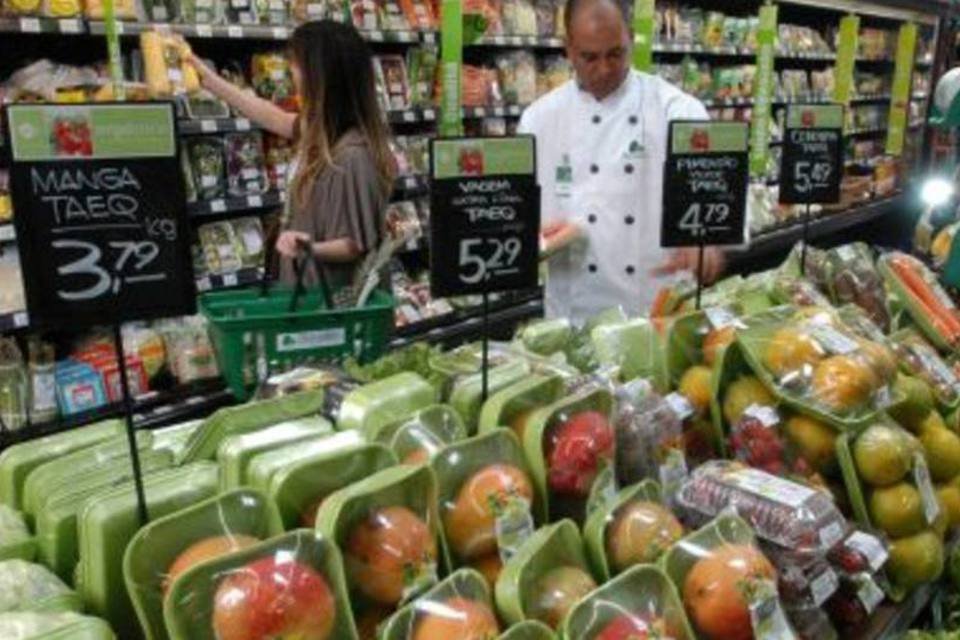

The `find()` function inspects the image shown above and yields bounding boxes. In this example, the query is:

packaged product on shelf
[291,0,347,22]
[350,0,378,29]
[825,572,886,630]
[583,480,684,581]
[226,0,258,25]
[224,131,268,197]
[398,0,435,29]
[158,317,220,384]
[534,0,556,37]
[124,490,279,638]
[140,32,201,98]
[501,0,536,35]
[259,0,289,24]
[251,52,296,109]
[39,0,79,17]
[263,134,295,192]
[316,464,440,619]
[662,514,787,640]
[497,51,537,106]
[495,520,597,629]
[380,568,501,639]
[0,560,76,613]
[462,64,495,107]
[770,551,839,610]
[827,529,889,577]
[380,0,408,30]
[231,216,266,269]
[613,380,688,490]
[677,460,847,554]
[0,340,27,432]
[0,247,25,316]
[375,55,411,110]
[1,0,40,14]
[185,137,226,201]
[54,361,105,416]
[536,55,571,98]
[0,169,10,224]
[880,251,960,351]
[433,430,537,584]
[84,0,136,19]
[406,46,438,106]
[892,331,960,413]
[199,221,243,275]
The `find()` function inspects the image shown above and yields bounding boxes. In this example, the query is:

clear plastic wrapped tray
[677,461,847,555]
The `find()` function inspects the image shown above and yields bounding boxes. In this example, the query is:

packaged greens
[521,386,614,523]
[433,430,539,586]
[223,132,267,197]
[450,360,531,433]
[198,222,242,275]
[231,217,265,269]
[269,439,396,530]
[379,569,500,640]
[663,514,789,640]
[0,560,78,613]
[374,404,466,464]
[216,416,333,489]
[151,420,203,460]
[495,519,597,630]
[583,480,683,582]
[125,489,283,640]
[591,318,667,389]
[246,430,365,494]
[0,419,120,509]
[316,464,440,619]
[178,389,326,463]
[184,137,225,201]
[0,505,32,562]
[164,530,357,640]
[0,612,114,639]
[562,564,695,640]
[336,372,437,436]
[677,460,847,556]
[516,319,573,358]
[75,463,220,638]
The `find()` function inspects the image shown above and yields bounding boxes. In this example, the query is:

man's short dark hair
[563,0,631,34]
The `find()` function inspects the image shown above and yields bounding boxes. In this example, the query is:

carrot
[650,287,672,318]
[889,254,960,342]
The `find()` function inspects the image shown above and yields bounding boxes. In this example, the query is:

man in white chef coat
[519,0,725,320]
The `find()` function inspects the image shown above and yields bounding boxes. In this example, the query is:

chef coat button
[588,264,597,273]
[592,115,601,124]
[590,164,599,174]
[626,265,636,275]
[624,164,634,174]
[588,214,597,224]
[628,115,638,125]
[625,215,635,225]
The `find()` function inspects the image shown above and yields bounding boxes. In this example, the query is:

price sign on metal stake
[661,121,749,248]
[429,136,540,297]
[4,102,196,328]
[780,104,843,205]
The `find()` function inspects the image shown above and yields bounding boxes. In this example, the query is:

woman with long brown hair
[189,20,395,289]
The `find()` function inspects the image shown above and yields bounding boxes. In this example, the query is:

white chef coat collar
[575,70,635,109]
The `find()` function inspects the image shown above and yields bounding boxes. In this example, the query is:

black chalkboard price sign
[661,121,749,248]
[780,104,844,205]
[4,102,195,328]
[429,136,540,298]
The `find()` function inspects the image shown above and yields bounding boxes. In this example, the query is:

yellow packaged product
[4,0,41,15]
[85,0,137,19]
[42,0,81,17]
[141,31,201,98]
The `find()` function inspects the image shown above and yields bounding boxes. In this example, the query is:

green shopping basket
[200,285,393,400]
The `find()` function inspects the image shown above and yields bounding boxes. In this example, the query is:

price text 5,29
[459,237,522,284]
[53,239,166,302]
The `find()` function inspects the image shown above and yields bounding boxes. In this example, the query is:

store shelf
[0,378,229,449]
[390,289,543,349]
[196,266,264,293]
[0,311,29,333]
[462,104,526,119]
[470,34,564,48]
[739,193,903,260]
[179,117,257,135]
[0,16,84,34]
[88,20,431,43]
[186,190,284,217]
[0,224,15,244]
[848,126,888,137]
[388,106,437,124]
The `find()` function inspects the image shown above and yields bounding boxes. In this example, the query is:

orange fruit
[703,325,736,366]
[165,534,260,594]
[412,597,500,640]
[811,355,876,412]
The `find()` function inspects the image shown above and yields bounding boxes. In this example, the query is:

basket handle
[288,238,335,313]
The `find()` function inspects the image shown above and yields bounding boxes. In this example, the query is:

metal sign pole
[112,324,149,526]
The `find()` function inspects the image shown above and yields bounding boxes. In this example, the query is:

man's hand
[652,247,726,284]
[276,230,312,258]
[540,221,584,260]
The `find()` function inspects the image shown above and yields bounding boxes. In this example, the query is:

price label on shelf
[429,136,540,297]
[19,17,41,32]
[3,102,196,328]
[661,121,749,248]
[227,25,243,38]
[195,24,213,37]
[780,104,843,205]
